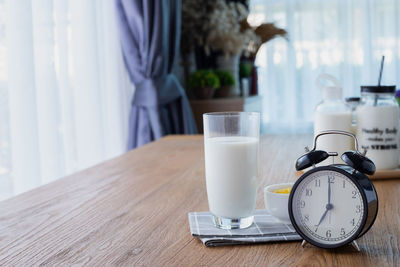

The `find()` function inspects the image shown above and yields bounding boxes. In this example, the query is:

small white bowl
[264,183,294,224]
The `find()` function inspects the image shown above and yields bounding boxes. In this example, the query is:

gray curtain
[115,0,197,149]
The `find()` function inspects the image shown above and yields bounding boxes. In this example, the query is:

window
[249,0,400,133]
[0,0,132,200]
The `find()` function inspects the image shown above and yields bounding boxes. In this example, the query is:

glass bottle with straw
[356,56,400,170]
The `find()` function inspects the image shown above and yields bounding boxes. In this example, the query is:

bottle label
[360,127,398,151]
[356,105,400,169]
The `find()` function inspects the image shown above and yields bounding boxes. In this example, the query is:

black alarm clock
[289,130,378,250]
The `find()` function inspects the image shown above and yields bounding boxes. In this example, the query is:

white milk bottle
[314,74,353,164]
[356,86,399,170]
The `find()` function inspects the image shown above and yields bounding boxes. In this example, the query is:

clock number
[326,230,331,238]
[328,176,335,183]
[315,179,321,187]
[356,205,361,213]
[350,218,355,226]
[342,180,345,188]
[300,200,305,208]
[340,228,346,236]
[304,215,309,222]
[352,191,357,199]
[305,189,312,196]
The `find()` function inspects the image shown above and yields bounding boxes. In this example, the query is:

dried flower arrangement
[181,0,287,98]
[241,20,288,58]
[181,0,287,58]
[180,0,213,56]
[203,0,258,57]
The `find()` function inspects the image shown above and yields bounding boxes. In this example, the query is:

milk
[204,136,258,219]
[313,74,354,164]
[314,111,353,164]
[356,105,399,169]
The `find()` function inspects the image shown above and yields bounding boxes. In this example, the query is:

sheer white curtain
[249,0,400,133]
[0,0,132,200]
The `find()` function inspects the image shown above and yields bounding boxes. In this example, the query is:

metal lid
[345,97,361,102]
[361,85,396,93]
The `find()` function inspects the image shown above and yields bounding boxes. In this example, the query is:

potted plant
[188,70,220,99]
[214,70,235,98]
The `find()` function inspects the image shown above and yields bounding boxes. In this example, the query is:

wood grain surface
[0,135,399,266]
[368,168,400,180]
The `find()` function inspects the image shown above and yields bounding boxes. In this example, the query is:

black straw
[378,55,385,86]
[374,55,385,106]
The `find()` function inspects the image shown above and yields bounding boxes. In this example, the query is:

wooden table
[1,135,399,266]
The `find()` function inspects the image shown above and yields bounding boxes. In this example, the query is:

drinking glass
[203,112,260,229]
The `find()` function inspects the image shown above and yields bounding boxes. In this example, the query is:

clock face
[290,170,366,246]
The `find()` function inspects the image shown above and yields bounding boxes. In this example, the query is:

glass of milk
[203,112,260,229]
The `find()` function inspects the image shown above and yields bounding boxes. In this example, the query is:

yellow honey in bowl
[273,187,292,194]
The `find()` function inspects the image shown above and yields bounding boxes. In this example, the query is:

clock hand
[315,208,329,227]
[315,185,334,228]
[328,177,331,205]
[315,200,333,227]
[313,177,334,229]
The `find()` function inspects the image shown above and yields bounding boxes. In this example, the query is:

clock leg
[351,240,360,252]
[301,240,307,248]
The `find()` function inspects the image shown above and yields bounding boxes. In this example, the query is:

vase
[241,78,250,97]
[250,66,258,96]
[216,54,240,96]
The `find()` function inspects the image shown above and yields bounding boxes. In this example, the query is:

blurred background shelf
[190,95,262,133]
